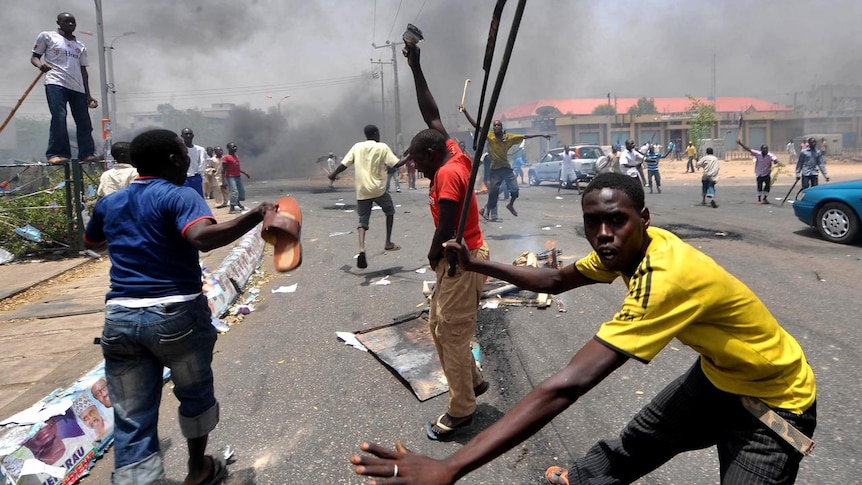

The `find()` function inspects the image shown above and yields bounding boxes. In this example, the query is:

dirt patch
[0,258,108,314]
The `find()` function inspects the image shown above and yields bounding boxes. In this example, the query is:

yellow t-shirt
[487,132,525,170]
[685,145,696,157]
[576,227,815,413]
[340,140,400,200]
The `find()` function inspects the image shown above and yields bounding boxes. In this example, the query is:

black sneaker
[710,200,718,208]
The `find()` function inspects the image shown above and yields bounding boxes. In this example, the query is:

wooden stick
[0,70,45,135]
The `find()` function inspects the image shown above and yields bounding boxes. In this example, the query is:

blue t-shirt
[645,153,665,171]
[85,177,215,300]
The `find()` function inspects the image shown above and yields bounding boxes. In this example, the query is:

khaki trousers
[429,241,489,418]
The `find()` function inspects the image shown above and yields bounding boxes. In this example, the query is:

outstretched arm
[352,339,629,484]
[404,43,448,139]
[737,139,752,153]
[524,134,551,140]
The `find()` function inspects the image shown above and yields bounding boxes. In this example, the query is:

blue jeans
[45,84,95,160]
[101,295,219,484]
[385,169,401,192]
[227,176,245,207]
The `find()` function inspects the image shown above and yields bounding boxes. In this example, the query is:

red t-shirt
[222,154,241,177]
[429,140,483,250]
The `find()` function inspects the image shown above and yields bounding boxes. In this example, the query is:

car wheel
[529,170,540,186]
[816,202,859,244]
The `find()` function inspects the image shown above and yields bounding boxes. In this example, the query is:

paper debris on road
[336,331,369,352]
[329,231,353,237]
[271,284,298,293]
[415,267,427,274]
[374,275,391,286]
[482,299,500,309]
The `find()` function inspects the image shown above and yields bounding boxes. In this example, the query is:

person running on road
[329,125,404,269]
[737,139,780,204]
[85,129,275,485]
[351,172,816,485]
[795,137,829,189]
[460,107,548,221]
[558,145,580,195]
[401,42,491,441]
[696,147,720,208]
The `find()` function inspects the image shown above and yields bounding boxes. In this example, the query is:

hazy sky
[3,0,860,170]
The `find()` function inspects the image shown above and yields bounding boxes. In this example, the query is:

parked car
[792,179,862,244]
[528,145,605,187]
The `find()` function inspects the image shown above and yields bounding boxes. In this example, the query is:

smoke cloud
[3,0,860,177]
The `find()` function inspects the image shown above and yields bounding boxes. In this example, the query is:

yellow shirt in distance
[576,226,815,413]
[487,132,525,170]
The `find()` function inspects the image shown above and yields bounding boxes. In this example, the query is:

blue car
[793,179,862,244]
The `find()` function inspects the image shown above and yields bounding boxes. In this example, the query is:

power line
[385,0,403,41]
[414,0,428,22]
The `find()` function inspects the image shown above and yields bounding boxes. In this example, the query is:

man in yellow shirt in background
[460,107,548,221]
[353,172,816,485]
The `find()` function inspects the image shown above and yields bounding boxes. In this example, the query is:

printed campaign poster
[0,364,113,485]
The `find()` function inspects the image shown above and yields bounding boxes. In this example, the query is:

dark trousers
[568,360,816,484]
[486,167,518,216]
[45,84,95,160]
[756,174,772,194]
[800,175,819,189]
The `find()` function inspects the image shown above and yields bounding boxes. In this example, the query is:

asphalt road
[84,171,861,484]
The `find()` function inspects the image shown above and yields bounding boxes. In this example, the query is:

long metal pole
[389,43,402,152]
[106,45,116,125]
[94,0,109,122]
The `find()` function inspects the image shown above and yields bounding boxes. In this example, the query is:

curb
[0,228,265,485]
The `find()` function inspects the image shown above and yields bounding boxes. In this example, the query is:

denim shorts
[101,294,219,482]
[357,192,395,230]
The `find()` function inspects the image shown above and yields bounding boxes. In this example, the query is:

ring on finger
[393,464,399,478]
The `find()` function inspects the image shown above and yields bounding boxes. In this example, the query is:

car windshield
[578,147,603,159]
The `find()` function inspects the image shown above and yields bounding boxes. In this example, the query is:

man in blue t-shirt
[85,129,274,485]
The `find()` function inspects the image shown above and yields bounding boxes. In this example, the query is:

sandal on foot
[544,466,570,485]
[384,243,401,251]
[505,203,518,217]
[479,207,490,220]
[186,455,228,485]
[474,380,490,397]
[357,252,368,269]
[425,413,473,441]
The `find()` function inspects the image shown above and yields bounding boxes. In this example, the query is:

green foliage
[0,166,100,258]
[592,104,617,116]
[627,97,658,115]
[687,95,717,154]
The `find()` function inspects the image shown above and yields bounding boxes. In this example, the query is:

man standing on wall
[31,12,99,164]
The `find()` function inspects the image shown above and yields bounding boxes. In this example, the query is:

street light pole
[93,0,109,122]
[370,59,391,143]
[277,95,290,115]
[106,32,136,126]
[373,40,404,152]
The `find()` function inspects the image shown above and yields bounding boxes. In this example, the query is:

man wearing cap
[181,128,207,198]
[737,139,780,204]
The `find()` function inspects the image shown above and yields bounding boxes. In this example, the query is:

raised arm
[460,105,479,130]
[404,43,448,139]
[737,139,752,153]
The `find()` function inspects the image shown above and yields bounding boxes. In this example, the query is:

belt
[740,396,815,456]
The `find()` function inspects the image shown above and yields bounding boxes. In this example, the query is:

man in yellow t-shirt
[460,107,549,221]
[685,141,697,173]
[329,124,404,269]
[352,172,816,485]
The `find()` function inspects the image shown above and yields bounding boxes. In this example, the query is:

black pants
[568,360,816,484]
[800,175,819,190]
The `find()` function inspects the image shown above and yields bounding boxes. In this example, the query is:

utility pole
[373,40,404,152]
[370,59,391,140]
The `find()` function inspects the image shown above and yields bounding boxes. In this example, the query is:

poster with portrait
[0,363,114,485]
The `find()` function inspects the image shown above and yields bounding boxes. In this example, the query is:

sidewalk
[0,204,261,420]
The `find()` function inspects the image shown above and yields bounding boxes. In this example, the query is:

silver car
[528,145,605,186]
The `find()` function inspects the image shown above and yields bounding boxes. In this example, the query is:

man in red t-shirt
[395,42,490,440]
[222,142,251,213]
